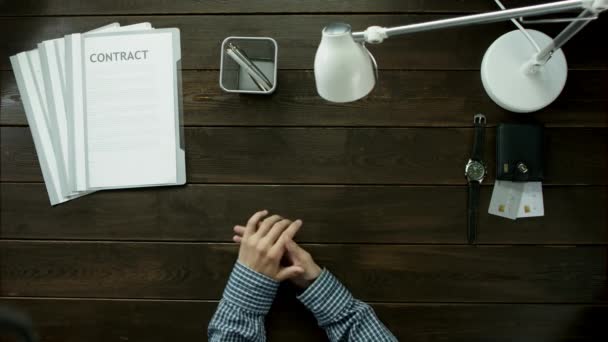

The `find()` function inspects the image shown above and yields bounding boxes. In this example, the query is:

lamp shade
[314,23,376,103]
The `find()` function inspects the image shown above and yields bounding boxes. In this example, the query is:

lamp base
[481,29,567,113]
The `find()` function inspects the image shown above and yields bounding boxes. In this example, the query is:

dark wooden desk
[1,1,607,341]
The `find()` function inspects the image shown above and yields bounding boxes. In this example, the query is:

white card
[517,182,544,217]
[488,180,524,220]
[489,181,545,219]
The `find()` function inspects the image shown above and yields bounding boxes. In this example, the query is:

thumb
[285,239,298,253]
[276,265,304,282]
[284,239,300,262]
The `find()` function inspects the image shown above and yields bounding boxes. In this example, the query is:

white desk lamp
[314,0,606,112]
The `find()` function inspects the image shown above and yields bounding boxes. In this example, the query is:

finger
[232,235,242,243]
[276,266,304,282]
[285,239,300,256]
[233,225,246,237]
[282,238,299,258]
[282,240,299,263]
[245,210,268,237]
[255,215,284,238]
[270,220,302,254]
[275,220,302,245]
[263,219,293,245]
[283,220,302,241]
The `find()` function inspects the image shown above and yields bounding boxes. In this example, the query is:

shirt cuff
[296,269,354,326]
[222,261,280,315]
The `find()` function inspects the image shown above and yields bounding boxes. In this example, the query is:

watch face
[466,160,486,181]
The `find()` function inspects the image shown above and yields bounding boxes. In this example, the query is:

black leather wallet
[496,123,544,182]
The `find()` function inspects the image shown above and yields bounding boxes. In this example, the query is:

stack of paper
[10,23,186,206]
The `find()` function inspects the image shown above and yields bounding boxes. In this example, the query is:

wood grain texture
[0,1,607,341]
[0,0,551,15]
[3,70,607,127]
[1,241,606,302]
[1,15,606,71]
[1,183,606,244]
[1,298,607,342]
[2,127,607,185]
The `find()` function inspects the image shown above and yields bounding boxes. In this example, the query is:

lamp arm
[534,8,596,62]
[353,0,606,44]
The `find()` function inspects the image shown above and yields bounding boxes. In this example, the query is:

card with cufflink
[489,123,545,219]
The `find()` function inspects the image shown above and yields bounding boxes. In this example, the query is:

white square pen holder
[220,36,278,94]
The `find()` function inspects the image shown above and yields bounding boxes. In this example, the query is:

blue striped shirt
[209,262,396,341]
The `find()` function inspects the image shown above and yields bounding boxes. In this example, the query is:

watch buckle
[474,113,486,125]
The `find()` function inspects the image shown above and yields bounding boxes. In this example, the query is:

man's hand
[233,215,322,288]
[236,210,305,281]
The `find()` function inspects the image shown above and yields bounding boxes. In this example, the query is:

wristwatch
[464,114,487,244]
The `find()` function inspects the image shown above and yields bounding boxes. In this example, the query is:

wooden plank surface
[1,183,606,244]
[1,241,605,302]
[2,126,607,185]
[1,298,606,342]
[0,0,550,15]
[1,1,607,340]
[1,15,606,71]
[3,70,607,127]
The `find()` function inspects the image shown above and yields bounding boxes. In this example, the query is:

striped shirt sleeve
[208,261,279,342]
[297,269,397,341]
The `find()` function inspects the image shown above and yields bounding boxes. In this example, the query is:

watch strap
[467,180,480,244]
[472,114,486,161]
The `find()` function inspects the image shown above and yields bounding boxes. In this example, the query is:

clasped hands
[232,210,322,288]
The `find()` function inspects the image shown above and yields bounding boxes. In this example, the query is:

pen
[225,43,273,91]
